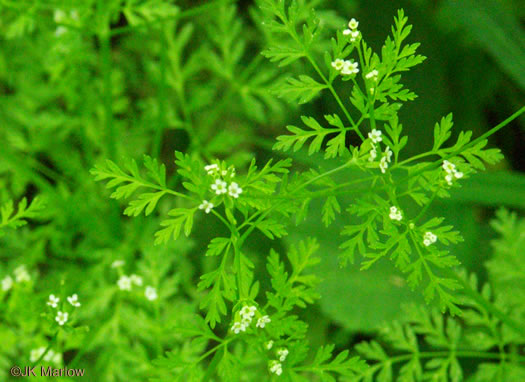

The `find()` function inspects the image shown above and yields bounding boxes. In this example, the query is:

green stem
[395,106,525,179]
[276,11,364,140]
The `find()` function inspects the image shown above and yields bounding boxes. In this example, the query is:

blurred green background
[0,0,524,378]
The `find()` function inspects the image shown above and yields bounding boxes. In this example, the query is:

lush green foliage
[1,0,524,381]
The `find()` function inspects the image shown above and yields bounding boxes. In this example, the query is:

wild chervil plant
[1,0,524,381]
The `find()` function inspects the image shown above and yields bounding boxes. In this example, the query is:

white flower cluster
[389,206,403,221]
[114,267,158,301]
[379,147,393,174]
[46,292,81,326]
[268,348,289,376]
[367,129,392,173]
[53,9,79,37]
[366,69,379,82]
[269,360,283,376]
[442,160,463,185]
[117,274,143,291]
[231,305,271,334]
[56,311,68,326]
[331,58,359,76]
[198,200,214,214]
[423,231,437,247]
[330,18,362,77]
[231,305,257,334]
[111,260,125,269]
[30,347,61,364]
[1,265,32,292]
[203,163,243,211]
[343,18,360,42]
[145,286,158,301]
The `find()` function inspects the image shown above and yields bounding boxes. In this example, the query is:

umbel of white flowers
[442,160,464,185]
[2,265,32,291]
[423,231,438,246]
[389,206,403,221]
[231,305,272,334]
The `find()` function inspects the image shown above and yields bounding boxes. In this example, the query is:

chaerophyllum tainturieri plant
[4,0,523,381]
[87,1,525,380]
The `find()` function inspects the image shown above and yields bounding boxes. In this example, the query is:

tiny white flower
[423,231,437,247]
[67,294,81,307]
[350,30,360,42]
[442,160,456,174]
[368,129,382,144]
[365,69,379,81]
[269,360,283,376]
[389,206,403,221]
[43,349,56,362]
[331,58,345,71]
[445,174,454,186]
[204,164,219,175]
[54,9,66,23]
[14,265,30,283]
[341,60,359,75]
[384,146,393,163]
[454,171,464,179]
[277,348,289,362]
[111,260,125,269]
[379,156,389,174]
[1,275,13,291]
[130,274,143,286]
[240,305,257,319]
[117,275,132,291]
[348,18,359,30]
[47,294,60,308]
[266,340,274,350]
[55,26,68,37]
[343,29,351,35]
[256,315,271,328]
[30,347,46,363]
[211,179,227,195]
[369,147,377,162]
[145,286,158,301]
[231,321,247,334]
[55,311,68,326]
[198,200,214,214]
[51,352,61,364]
[228,182,243,198]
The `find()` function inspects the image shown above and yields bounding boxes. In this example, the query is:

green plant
[1,0,524,381]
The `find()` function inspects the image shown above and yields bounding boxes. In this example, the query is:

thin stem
[306,55,365,140]
[276,11,364,141]
[395,106,525,180]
